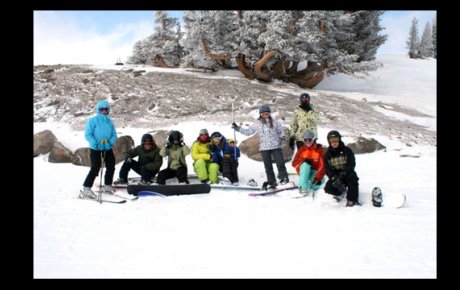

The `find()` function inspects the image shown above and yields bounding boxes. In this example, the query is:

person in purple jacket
[80,100,118,199]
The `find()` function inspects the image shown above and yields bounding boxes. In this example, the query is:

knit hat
[199,129,208,135]
[259,104,271,114]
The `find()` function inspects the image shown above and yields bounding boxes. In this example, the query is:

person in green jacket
[289,93,319,150]
[157,130,191,185]
[115,133,163,185]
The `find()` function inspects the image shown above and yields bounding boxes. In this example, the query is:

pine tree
[407,17,420,58]
[419,22,433,58]
[432,16,437,59]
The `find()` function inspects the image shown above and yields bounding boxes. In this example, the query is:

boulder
[49,141,78,163]
[239,127,294,162]
[34,130,57,157]
[347,137,386,154]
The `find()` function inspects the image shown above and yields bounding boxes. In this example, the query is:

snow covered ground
[34,54,436,278]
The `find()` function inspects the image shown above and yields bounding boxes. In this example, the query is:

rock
[347,137,386,154]
[49,142,77,163]
[34,130,57,157]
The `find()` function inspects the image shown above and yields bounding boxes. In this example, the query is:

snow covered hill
[34,54,436,278]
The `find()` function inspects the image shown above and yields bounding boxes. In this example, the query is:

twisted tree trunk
[253,51,276,82]
[235,54,256,79]
[200,37,231,61]
[154,55,175,68]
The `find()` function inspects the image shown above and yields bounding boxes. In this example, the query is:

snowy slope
[34,54,436,278]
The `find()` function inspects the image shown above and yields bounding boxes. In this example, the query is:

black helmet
[210,132,223,141]
[299,93,311,100]
[141,133,154,144]
[168,131,183,143]
[259,104,271,114]
[327,130,341,143]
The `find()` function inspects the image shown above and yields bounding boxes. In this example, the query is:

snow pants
[298,162,325,191]
[156,166,189,185]
[260,148,288,186]
[222,158,239,183]
[119,159,159,182]
[324,171,359,202]
[193,159,220,183]
[83,149,115,187]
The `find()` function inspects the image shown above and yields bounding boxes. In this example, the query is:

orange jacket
[291,143,325,181]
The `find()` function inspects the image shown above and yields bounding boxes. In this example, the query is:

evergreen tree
[419,22,433,58]
[407,17,420,57]
[432,16,437,59]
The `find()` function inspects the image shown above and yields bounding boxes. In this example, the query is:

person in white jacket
[232,104,289,190]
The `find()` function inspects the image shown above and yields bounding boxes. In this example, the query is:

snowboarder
[232,104,289,190]
[115,133,163,185]
[323,130,360,207]
[156,130,191,185]
[291,130,326,194]
[81,100,118,199]
[191,129,217,184]
[289,93,319,150]
[225,138,240,185]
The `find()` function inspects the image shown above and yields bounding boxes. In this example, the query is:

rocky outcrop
[239,127,294,162]
[347,137,386,154]
[34,130,57,157]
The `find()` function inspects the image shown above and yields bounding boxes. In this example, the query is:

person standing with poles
[80,100,118,200]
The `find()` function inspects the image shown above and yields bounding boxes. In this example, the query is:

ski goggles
[100,107,108,112]
[304,138,314,144]
[212,136,222,142]
[143,141,153,145]
[328,137,340,143]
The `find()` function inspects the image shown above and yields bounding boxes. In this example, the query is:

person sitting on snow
[115,133,163,185]
[224,138,241,185]
[191,129,217,184]
[323,130,360,207]
[156,130,191,185]
[291,130,326,195]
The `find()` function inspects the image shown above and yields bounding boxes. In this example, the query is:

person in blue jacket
[80,100,118,199]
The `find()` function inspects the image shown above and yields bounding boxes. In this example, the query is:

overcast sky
[33,10,436,65]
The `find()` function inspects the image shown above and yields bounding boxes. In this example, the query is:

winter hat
[299,93,311,100]
[227,139,235,144]
[303,130,315,140]
[199,129,209,135]
[327,130,341,143]
[259,104,271,114]
[141,133,154,144]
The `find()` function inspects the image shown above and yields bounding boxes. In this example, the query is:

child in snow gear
[225,139,240,185]
[117,133,162,185]
[232,104,289,190]
[289,93,319,151]
[323,130,360,207]
[157,131,191,185]
[81,100,118,198]
[191,129,218,184]
[291,130,326,194]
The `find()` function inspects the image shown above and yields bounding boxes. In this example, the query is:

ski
[248,183,298,196]
[78,191,127,203]
[210,183,259,191]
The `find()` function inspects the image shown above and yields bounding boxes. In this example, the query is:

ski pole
[232,102,237,159]
[98,151,105,204]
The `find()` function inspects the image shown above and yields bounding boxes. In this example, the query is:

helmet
[141,133,154,144]
[168,131,183,143]
[259,105,271,114]
[299,93,311,100]
[327,130,341,143]
[303,130,315,140]
[210,132,222,141]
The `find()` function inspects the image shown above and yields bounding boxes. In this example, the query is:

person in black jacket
[324,130,360,207]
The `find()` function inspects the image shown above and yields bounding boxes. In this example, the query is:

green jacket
[125,144,163,172]
[290,105,319,141]
[159,144,191,171]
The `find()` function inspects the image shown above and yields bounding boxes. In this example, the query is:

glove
[338,172,347,180]
[231,123,239,130]
[224,153,231,159]
[289,137,295,150]
[304,158,312,165]
[180,141,185,147]
[125,157,132,163]
[312,178,322,186]
[97,143,105,151]
[331,175,343,190]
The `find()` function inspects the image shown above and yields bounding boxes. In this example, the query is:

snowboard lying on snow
[127,183,211,196]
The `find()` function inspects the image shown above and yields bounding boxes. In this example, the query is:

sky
[33,53,436,278]
[33,10,436,65]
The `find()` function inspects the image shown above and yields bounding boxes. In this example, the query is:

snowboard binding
[372,187,383,207]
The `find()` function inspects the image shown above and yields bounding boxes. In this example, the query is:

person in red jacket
[291,130,326,194]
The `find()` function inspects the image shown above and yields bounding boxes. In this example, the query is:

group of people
[81,94,360,207]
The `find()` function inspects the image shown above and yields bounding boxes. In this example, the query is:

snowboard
[372,187,406,208]
[248,183,298,196]
[127,183,211,196]
[137,191,166,197]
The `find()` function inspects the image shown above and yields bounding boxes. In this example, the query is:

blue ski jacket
[85,100,117,151]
